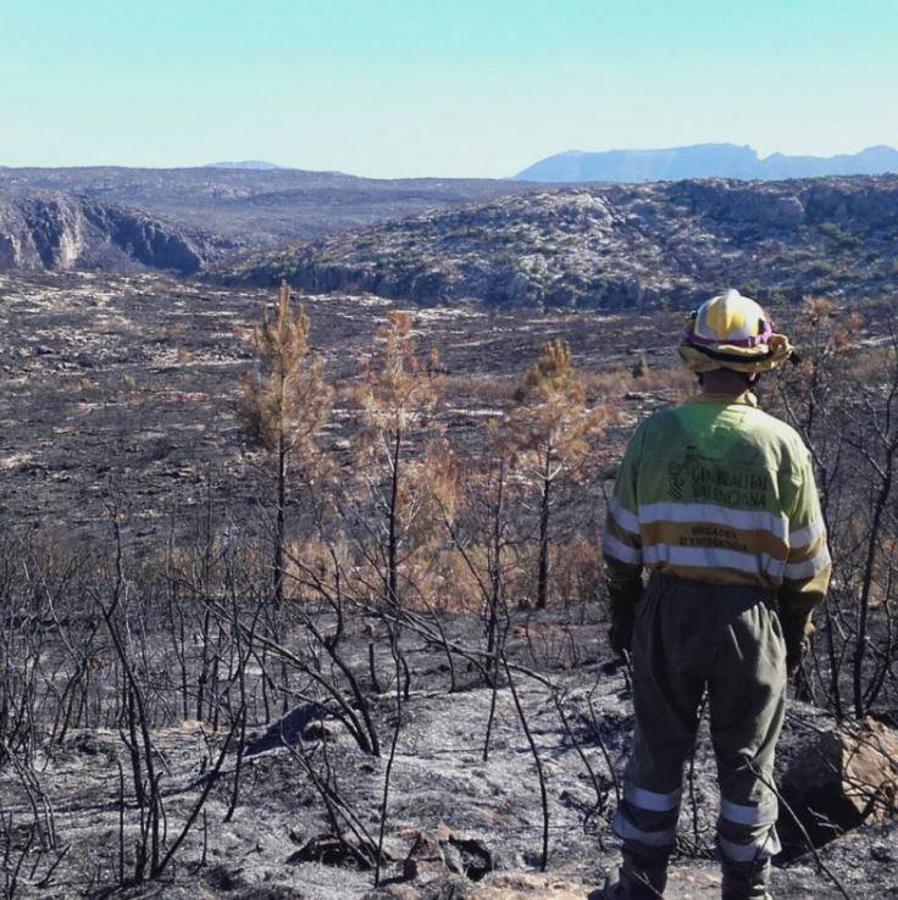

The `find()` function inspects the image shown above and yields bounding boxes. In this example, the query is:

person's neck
[700,371,754,397]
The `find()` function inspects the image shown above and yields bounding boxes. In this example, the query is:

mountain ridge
[205,160,287,170]
[514,143,898,183]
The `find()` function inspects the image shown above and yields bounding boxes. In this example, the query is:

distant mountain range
[514,143,898,183]
[205,160,286,170]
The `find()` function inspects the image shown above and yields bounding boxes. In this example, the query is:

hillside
[514,143,898,183]
[216,175,898,310]
[0,166,539,247]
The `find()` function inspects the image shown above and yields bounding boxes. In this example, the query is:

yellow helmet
[678,289,794,374]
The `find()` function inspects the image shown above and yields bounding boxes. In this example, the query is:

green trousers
[613,574,786,898]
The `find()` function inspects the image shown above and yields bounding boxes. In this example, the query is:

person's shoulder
[746,405,810,462]
[632,404,682,438]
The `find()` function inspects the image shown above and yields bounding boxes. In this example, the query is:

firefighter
[601,289,831,899]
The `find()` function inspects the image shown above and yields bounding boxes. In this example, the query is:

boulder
[781,717,898,844]
[400,825,493,884]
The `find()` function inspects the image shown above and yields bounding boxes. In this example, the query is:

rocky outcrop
[0,192,83,269]
[82,202,203,274]
[0,190,206,274]
[218,175,898,310]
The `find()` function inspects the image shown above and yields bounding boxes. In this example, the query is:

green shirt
[604,391,830,615]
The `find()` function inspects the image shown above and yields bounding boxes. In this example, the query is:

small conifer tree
[240,281,332,606]
[357,310,442,606]
[511,339,608,609]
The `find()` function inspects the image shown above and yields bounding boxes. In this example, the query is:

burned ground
[1,272,897,899]
[3,599,894,899]
[0,269,682,545]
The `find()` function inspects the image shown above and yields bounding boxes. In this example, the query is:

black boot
[601,848,669,898]
[721,858,772,900]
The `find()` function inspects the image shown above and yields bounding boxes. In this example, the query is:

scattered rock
[365,874,475,899]
[61,729,116,758]
[285,833,378,871]
[244,703,327,755]
[203,863,247,891]
[302,721,339,743]
[470,871,593,898]
[400,826,493,884]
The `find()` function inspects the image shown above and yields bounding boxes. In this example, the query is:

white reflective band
[626,784,682,812]
[609,498,640,535]
[720,797,778,826]
[639,502,788,541]
[784,545,831,581]
[613,811,677,847]
[643,544,786,579]
[604,534,643,565]
[718,830,782,862]
[789,516,825,548]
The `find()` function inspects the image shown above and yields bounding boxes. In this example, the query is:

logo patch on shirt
[667,445,770,509]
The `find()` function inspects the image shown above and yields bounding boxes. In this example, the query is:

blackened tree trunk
[274,432,287,607]
[487,455,506,655]
[386,429,402,606]
[536,449,552,610]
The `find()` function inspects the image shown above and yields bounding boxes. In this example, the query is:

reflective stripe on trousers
[612,783,681,849]
[718,792,782,862]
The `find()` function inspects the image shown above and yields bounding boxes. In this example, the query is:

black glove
[779,606,815,677]
[609,610,635,657]
[608,582,641,658]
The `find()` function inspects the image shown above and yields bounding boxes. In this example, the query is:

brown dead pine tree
[511,339,609,610]
[357,310,442,608]
[240,281,332,607]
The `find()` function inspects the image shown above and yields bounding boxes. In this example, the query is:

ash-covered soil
[2,272,896,898]
[0,270,680,544]
[1,610,890,899]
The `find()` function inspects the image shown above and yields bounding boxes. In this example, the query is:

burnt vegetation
[1,276,897,898]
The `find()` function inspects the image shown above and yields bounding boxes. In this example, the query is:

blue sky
[2,0,896,177]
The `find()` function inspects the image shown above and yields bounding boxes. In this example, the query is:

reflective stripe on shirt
[608,497,640,535]
[784,544,831,581]
[639,502,788,540]
[643,544,786,579]
[789,516,826,548]
[604,534,643,565]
